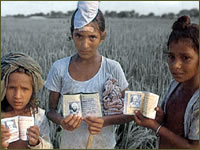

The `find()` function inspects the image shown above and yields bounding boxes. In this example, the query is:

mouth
[79,51,90,55]
[14,102,23,106]
[172,72,184,77]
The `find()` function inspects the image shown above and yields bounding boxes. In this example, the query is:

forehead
[75,22,100,33]
[8,72,33,84]
[169,39,197,53]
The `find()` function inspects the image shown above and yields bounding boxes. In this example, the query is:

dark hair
[70,9,105,37]
[167,16,199,53]
[1,67,38,114]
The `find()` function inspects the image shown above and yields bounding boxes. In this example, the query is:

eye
[89,35,97,40]
[22,87,28,91]
[181,55,191,62]
[22,87,31,92]
[74,33,81,39]
[168,53,175,60]
[7,86,15,90]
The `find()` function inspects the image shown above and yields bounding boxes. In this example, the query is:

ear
[101,31,106,41]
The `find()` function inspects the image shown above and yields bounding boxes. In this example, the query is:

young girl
[45,1,133,149]
[1,52,53,149]
[133,16,199,149]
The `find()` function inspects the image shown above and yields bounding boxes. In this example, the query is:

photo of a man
[130,94,141,108]
[69,102,80,115]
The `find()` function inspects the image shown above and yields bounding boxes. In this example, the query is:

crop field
[1,17,198,149]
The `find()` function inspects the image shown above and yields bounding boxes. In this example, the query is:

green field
[1,17,197,148]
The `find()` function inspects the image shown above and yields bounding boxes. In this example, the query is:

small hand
[84,116,104,135]
[60,115,83,131]
[27,125,40,146]
[1,124,11,148]
[133,110,159,131]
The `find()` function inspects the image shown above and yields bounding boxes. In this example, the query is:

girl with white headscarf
[45,1,133,149]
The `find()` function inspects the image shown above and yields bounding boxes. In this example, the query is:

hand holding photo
[63,93,102,118]
[1,116,34,143]
[124,91,159,119]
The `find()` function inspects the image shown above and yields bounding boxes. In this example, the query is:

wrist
[151,122,160,131]
[155,124,163,137]
[28,139,40,146]
[28,138,41,149]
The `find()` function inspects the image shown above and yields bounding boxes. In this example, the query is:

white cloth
[74,1,99,29]
[45,56,128,149]
[162,80,199,140]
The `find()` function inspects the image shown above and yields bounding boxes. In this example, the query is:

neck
[182,75,199,92]
[75,53,101,64]
[6,106,29,116]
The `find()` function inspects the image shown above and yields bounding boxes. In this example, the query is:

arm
[103,88,133,126]
[133,110,199,149]
[47,91,63,125]
[47,91,82,131]
[157,125,199,149]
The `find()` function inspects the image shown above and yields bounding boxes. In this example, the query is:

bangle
[155,125,162,137]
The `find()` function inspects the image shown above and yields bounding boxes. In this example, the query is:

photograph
[5,120,17,130]
[130,94,141,108]
[69,102,80,115]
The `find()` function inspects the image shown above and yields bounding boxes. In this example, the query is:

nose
[81,38,89,49]
[172,59,182,69]
[14,89,22,99]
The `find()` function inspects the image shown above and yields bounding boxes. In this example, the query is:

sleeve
[112,62,128,91]
[188,105,199,140]
[28,110,53,149]
[44,62,62,93]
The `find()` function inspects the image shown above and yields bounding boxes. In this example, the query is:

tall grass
[2,17,198,149]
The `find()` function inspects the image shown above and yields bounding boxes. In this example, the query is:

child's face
[168,39,199,83]
[72,22,104,59]
[6,72,33,111]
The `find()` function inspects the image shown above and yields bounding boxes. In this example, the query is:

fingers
[155,107,165,124]
[1,124,11,146]
[133,111,142,125]
[27,125,40,146]
[1,125,11,136]
[61,115,83,131]
[84,116,104,135]
[134,110,145,121]
[155,106,163,113]
[1,136,10,149]
[1,141,9,149]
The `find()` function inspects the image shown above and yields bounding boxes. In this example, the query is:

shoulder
[52,57,70,69]
[103,57,120,66]
[34,108,47,126]
[35,108,46,118]
[102,57,121,70]
[49,57,70,75]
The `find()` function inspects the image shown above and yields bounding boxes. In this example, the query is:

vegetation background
[1,8,198,149]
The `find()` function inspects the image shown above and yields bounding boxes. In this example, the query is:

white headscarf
[74,1,100,29]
